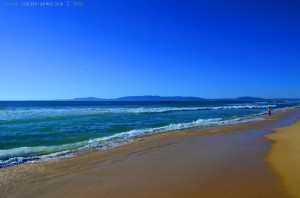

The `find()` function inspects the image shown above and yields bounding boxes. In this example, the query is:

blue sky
[0,0,299,100]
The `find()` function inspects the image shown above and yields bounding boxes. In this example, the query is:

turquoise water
[0,100,299,167]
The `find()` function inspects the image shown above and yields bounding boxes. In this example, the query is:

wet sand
[266,118,300,198]
[1,109,300,198]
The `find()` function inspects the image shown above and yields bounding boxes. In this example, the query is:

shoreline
[1,107,300,197]
[0,109,275,168]
[0,109,276,168]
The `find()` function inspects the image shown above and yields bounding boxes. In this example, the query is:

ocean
[0,100,299,167]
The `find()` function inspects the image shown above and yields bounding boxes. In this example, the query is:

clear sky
[0,0,299,100]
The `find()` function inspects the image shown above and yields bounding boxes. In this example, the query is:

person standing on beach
[268,106,272,116]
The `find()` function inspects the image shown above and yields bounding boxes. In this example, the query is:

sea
[0,100,299,168]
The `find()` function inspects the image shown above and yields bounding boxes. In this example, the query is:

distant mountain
[72,95,277,102]
[117,95,206,101]
[73,97,107,101]
[73,96,206,101]
[235,96,265,101]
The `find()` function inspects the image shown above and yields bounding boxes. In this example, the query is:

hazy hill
[72,96,274,102]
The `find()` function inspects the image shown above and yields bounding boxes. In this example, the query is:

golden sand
[266,119,300,198]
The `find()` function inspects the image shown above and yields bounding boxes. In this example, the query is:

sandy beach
[266,118,300,198]
[2,0,299,197]
[1,108,300,198]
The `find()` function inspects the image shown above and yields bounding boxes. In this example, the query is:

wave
[0,115,263,168]
[0,104,276,121]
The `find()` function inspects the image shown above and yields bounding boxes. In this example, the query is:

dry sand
[266,118,300,198]
[1,109,299,198]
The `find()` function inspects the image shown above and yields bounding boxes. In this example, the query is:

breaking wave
[0,104,276,121]
[0,115,263,168]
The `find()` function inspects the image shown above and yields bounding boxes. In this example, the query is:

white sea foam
[0,115,263,168]
[0,104,276,121]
